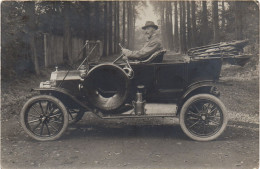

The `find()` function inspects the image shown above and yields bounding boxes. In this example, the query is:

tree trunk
[165,2,173,50]
[221,1,225,30]
[27,2,40,75]
[168,2,174,50]
[234,2,243,40]
[85,2,91,40]
[103,2,108,56]
[182,1,187,53]
[113,1,117,53]
[63,2,72,64]
[132,3,135,49]
[165,2,169,49]
[179,1,183,53]
[122,1,126,46]
[116,1,120,53]
[108,2,113,55]
[186,1,191,49]
[127,2,130,48]
[191,1,197,47]
[30,34,40,75]
[161,2,166,48]
[174,2,179,52]
[201,1,209,45]
[212,1,220,43]
[94,2,100,40]
[63,21,71,64]
[127,2,134,49]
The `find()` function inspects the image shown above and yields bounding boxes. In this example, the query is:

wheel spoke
[28,119,40,124]
[188,110,200,116]
[48,108,58,117]
[40,123,44,136]
[56,113,63,121]
[28,114,40,118]
[38,101,45,115]
[187,116,199,121]
[45,123,51,136]
[187,111,200,117]
[49,113,62,119]
[51,120,63,124]
[31,105,42,115]
[203,103,211,111]
[189,120,200,129]
[32,121,42,132]
[49,123,58,132]
[208,115,220,118]
[208,107,218,115]
[208,119,220,126]
[45,101,50,115]
[192,104,201,114]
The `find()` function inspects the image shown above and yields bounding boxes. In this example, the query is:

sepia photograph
[1,0,259,168]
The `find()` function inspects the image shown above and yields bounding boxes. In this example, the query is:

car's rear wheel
[179,94,228,141]
[20,95,69,141]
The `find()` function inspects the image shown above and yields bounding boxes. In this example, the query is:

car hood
[50,70,82,81]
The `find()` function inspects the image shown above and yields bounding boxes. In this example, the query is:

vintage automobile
[20,43,228,142]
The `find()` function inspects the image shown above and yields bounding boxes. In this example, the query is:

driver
[122,21,162,61]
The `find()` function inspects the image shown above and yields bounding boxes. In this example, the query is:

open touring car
[20,42,231,142]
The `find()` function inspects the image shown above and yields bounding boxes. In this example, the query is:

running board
[92,103,178,119]
[93,113,177,119]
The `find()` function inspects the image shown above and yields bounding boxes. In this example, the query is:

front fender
[32,87,90,110]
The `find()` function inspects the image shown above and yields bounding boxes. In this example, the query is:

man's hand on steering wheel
[119,43,131,61]
[122,48,132,55]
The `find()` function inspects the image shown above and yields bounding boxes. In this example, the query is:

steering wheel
[113,43,127,62]
[113,43,134,79]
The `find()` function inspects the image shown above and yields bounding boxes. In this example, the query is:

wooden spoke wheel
[20,95,69,141]
[179,94,228,141]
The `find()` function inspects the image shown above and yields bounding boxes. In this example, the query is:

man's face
[144,27,155,39]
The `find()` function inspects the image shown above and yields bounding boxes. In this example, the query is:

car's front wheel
[179,94,228,141]
[20,95,69,141]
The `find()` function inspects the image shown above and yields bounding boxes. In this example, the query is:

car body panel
[128,57,222,102]
[37,55,223,110]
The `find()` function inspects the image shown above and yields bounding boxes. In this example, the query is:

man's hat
[142,21,158,30]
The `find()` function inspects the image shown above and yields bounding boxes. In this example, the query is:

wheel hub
[201,115,206,121]
[40,116,49,123]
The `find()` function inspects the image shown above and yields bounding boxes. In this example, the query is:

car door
[154,61,188,101]
[130,63,156,94]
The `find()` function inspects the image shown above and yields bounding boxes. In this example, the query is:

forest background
[1,1,259,80]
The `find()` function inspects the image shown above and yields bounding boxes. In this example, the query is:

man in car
[122,21,162,61]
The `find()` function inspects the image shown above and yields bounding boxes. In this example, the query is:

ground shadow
[60,119,258,142]
[63,124,188,140]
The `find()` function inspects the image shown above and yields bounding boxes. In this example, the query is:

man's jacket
[128,34,162,60]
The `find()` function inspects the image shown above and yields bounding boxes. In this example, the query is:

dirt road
[1,77,259,169]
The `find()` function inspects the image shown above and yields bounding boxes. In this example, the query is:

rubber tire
[20,95,69,141]
[84,64,130,112]
[179,94,228,141]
